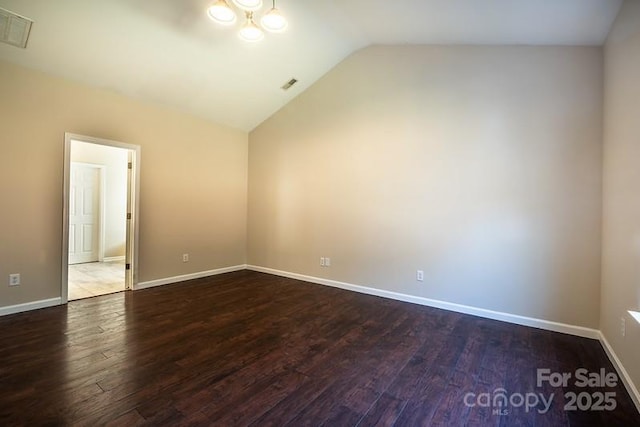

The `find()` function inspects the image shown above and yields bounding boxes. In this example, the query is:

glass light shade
[260,7,287,33]
[207,0,237,25]
[239,16,264,42]
[232,0,263,11]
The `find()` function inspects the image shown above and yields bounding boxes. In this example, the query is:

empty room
[1,0,639,425]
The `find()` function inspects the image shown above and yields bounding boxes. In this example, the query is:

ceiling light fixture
[207,0,237,25]
[239,12,264,43]
[261,1,287,33]
[207,0,287,42]
[232,0,263,12]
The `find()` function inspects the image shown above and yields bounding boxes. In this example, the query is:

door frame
[68,162,106,265]
[62,133,141,303]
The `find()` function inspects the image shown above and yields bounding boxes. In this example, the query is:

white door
[69,163,100,264]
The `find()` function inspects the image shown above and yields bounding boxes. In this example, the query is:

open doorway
[62,133,140,302]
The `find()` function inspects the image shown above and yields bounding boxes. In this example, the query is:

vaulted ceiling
[0,0,623,131]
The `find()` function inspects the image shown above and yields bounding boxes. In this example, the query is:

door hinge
[126,263,131,270]
[128,162,132,169]
[127,213,132,220]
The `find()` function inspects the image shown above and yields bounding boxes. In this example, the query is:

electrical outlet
[621,317,626,337]
[320,257,325,267]
[9,273,20,287]
[183,254,189,262]
[416,270,424,282]
[325,257,331,267]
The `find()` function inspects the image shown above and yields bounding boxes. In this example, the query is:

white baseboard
[599,332,640,413]
[246,265,600,340]
[102,256,126,262]
[0,297,62,317]
[134,265,247,290]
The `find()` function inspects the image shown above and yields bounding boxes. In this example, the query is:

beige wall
[601,0,640,391]
[0,60,248,307]
[248,45,603,328]
[71,141,128,259]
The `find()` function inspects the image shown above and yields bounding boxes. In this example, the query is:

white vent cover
[281,78,298,91]
[0,8,33,49]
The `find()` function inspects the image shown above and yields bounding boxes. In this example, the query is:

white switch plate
[183,254,189,262]
[325,257,331,267]
[416,270,424,281]
[9,273,20,286]
[320,257,325,267]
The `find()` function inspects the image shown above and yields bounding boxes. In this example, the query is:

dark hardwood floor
[0,270,638,426]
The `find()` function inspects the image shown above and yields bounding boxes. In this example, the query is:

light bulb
[232,0,263,12]
[239,14,264,42]
[261,7,287,33]
[207,0,237,25]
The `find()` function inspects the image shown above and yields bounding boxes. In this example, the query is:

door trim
[62,133,141,303]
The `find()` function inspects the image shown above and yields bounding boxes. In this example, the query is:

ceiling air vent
[0,8,33,49]
[281,78,298,91]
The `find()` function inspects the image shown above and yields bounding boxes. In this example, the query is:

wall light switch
[320,257,325,267]
[325,257,331,267]
[183,254,189,262]
[9,273,20,286]
[416,270,424,282]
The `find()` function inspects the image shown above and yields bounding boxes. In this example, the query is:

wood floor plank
[0,270,638,426]
[392,364,452,426]
[429,370,474,426]
[357,392,406,427]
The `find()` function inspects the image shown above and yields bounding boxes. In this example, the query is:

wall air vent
[0,8,33,49]
[281,78,298,91]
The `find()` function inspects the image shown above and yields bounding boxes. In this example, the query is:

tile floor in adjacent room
[68,260,125,300]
